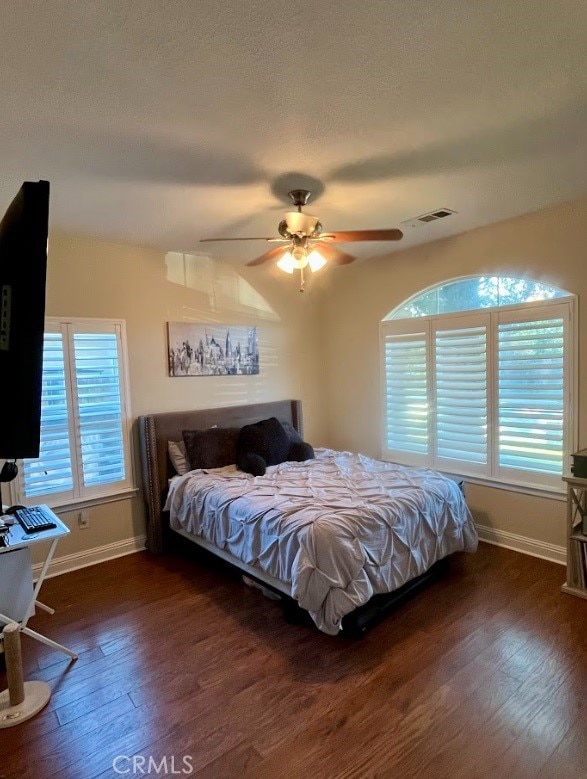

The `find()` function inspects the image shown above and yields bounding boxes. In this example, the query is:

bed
[139,399,478,635]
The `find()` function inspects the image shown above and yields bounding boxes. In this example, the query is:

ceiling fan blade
[247,245,288,267]
[314,243,356,265]
[199,236,281,243]
[319,229,403,242]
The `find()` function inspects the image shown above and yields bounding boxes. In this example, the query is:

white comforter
[165,449,478,634]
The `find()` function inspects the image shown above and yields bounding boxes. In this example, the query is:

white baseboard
[30,526,565,582]
[476,524,566,566]
[32,534,147,580]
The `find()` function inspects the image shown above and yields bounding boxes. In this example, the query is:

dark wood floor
[0,542,585,779]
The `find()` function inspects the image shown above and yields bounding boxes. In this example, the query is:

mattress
[164,449,478,634]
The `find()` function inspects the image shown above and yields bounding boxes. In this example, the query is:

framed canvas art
[167,322,259,376]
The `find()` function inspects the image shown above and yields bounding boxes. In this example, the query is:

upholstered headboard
[138,399,303,553]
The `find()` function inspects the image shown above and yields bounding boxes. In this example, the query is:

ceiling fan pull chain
[299,266,305,293]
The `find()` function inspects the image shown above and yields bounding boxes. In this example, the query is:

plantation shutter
[19,318,132,506]
[434,320,488,475]
[497,310,566,483]
[73,330,126,488]
[382,326,429,464]
[22,330,74,498]
[381,297,573,490]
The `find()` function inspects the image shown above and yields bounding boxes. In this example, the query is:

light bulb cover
[307,250,327,272]
[276,252,295,274]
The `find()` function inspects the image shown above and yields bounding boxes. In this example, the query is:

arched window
[380,276,575,492]
[386,276,569,319]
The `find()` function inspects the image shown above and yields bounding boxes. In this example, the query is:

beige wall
[321,197,587,549]
[37,234,327,563]
[33,196,586,567]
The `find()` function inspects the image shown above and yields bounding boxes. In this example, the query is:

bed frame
[138,399,303,556]
[138,399,444,636]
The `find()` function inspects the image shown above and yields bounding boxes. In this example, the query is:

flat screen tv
[0,180,50,459]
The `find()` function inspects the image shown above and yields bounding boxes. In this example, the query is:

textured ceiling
[0,1,586,264]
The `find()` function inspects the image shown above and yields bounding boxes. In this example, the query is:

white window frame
[14,317,135,510]
[380,297,577,496]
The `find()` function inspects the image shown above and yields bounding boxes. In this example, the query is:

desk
[0,507,77,660]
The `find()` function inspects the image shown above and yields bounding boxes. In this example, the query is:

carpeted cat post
[0,621,51,727]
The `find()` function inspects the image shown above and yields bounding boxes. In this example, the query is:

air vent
[401,208,457,229]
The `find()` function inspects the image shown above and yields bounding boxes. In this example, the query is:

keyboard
[15,506,57,534]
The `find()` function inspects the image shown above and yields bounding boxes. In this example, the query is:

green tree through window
[388,276,566,320]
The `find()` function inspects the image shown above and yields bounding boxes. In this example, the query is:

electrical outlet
[78,510,89,529]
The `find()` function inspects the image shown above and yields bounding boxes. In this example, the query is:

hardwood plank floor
[0,542,585,779]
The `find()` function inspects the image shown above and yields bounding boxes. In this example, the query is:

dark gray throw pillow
[281,420,315,462]
[182,427,240,470]
[281,420,303,445]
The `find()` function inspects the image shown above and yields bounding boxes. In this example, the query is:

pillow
[168,440,189,475]
[182,427,240,471]
[289,441,315,462]
[237,417,290,477]
[236,417,314,476]
[280,420,315,463]
[281,420,303,445]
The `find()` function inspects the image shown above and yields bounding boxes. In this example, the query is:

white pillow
[168,440,189,475]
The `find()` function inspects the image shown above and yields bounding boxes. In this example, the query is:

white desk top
[0,505,69,553]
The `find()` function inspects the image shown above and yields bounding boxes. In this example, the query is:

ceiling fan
[200,189,403,291]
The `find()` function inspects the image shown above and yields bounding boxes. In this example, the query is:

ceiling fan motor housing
[284,211,321,236]
[288,189,312,208]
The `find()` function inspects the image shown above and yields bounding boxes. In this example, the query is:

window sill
[44,487,139,514]
[382,454,566,501]
[443,474,566,502]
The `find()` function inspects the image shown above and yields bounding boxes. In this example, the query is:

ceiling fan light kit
[200,188,403,291]
[276,247,326,277]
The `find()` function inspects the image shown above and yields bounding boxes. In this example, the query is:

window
[17,318,133,507]
[381,277,575,492]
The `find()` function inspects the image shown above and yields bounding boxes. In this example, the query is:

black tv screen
[0,180,50,458]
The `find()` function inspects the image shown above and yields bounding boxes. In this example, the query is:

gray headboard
[138,399,303,553]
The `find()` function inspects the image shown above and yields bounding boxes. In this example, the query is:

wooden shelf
[561,583,587,600]
[562,475,587,487]
[563,480,587,598]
